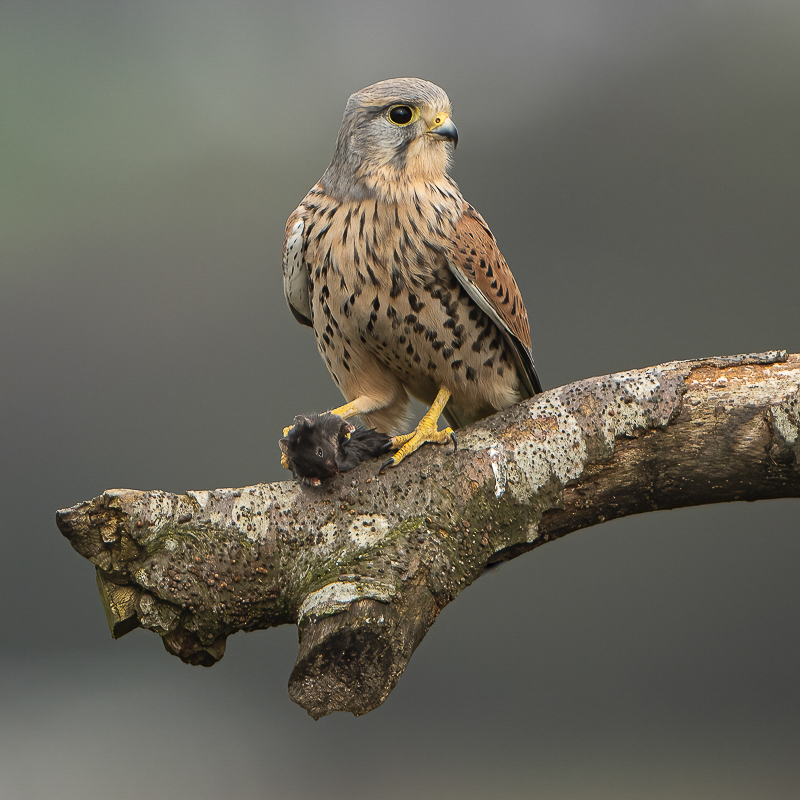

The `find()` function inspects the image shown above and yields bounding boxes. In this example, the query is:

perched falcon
[282,77,541,466]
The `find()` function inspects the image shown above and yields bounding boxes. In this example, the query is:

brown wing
[448,205,542,395]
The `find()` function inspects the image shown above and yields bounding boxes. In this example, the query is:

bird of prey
[282,77,541,467]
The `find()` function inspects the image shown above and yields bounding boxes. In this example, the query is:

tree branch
[56,351,800,717]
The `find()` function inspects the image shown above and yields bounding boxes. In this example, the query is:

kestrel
[282,77,541,467]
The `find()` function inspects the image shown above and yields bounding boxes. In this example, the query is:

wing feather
[448,206,542,395]
[282,207,312,327]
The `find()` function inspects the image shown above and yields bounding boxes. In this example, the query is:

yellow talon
[384,386,455,468]
[389,426,454,466]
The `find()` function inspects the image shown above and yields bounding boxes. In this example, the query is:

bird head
[322,77,458,201]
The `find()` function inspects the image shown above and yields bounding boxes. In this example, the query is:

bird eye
[317,448,324,458]
[388,105,414,126]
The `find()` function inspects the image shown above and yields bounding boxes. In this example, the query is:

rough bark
[56,351,800,718]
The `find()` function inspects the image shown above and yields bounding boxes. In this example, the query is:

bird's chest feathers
[306,191,459,321]
[304,190,465,388]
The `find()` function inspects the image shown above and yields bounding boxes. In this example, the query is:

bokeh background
[2,1,799,798]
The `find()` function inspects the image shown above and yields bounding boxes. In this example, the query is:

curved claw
[379,457,394,474]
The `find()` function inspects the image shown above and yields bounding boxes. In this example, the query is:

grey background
[2,1,799,798]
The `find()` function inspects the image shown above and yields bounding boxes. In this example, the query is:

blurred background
[2,1,799,798]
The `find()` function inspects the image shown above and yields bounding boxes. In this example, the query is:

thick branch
[56,351,800,717]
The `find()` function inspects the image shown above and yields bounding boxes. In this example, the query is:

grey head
[320,77,459,201]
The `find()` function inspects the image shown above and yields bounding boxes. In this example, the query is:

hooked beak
[429,116,458,148]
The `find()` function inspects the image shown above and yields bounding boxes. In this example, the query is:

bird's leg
[383,386,456,468]
[326,400,363,420]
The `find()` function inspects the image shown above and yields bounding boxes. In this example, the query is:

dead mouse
[279,413,392,485]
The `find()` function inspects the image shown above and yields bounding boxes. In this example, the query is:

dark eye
[317,448,324,458]
[389,105,414,125]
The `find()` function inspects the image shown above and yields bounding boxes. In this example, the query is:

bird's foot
[280,422,296,471]
[382,427,456,470]
[380,386,456,469]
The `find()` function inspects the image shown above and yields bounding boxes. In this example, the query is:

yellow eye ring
[388,105,418,126]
